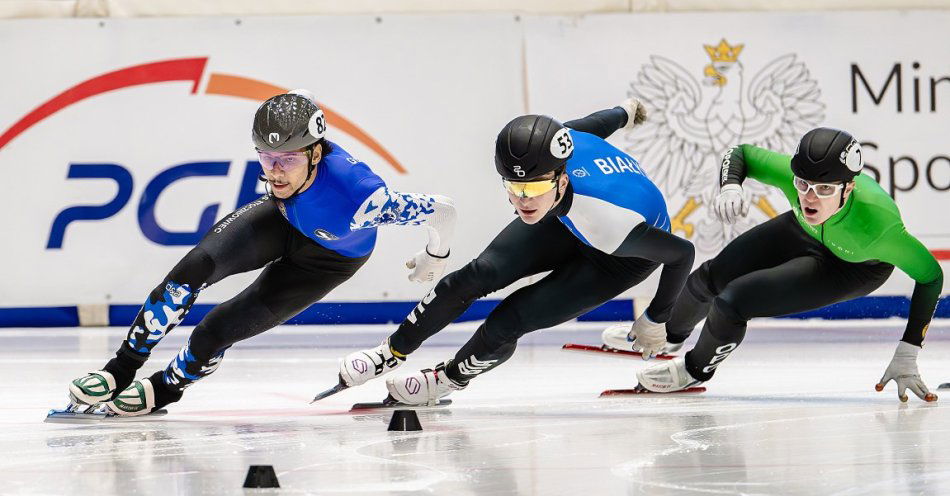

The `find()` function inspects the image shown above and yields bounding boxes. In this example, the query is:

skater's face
[261,143,322,198]
[506,171,569,224]
[796,178,854,225]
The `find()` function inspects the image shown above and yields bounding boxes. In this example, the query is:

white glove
[875,341,937,402]
[620,98,647,129]
[629,312,667,361]
[714,184,750,225]
[406,250,448,283]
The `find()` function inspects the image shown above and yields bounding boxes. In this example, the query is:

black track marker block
[243,465,280,488]
[388,409,422,431]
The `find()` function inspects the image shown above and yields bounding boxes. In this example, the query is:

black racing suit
[387,107,696,384]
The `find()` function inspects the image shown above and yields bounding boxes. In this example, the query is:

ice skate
[385,361,465,407]
[46,370,120,422]
[636,356,704,393]
[102,378,158,417]
[312,338,406,403]
[601,323,683,354]
[340,337,405,387]
[67,370,118,406]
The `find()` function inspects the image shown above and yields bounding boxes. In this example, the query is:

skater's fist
[406,249,448,283]
[875,341,937,402]
[630,312,666,361]
[714,184,749,225]
[621,98,647,129]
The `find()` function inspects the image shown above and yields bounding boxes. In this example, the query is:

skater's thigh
[192,262,356,352]
[719,256,890,320]
[474,216,579,286]
[485,255,655,341]
[705,212,819,293]
[194,196,291,285]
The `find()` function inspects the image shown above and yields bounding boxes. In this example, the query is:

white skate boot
[385,362,465,406]
[636,356,704,393]
[339,338,405,387]
[68,370,118,406]
[102,378,157,417]
[601,323,683,355]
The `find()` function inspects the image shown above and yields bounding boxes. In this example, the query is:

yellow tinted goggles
[502,178,557,198]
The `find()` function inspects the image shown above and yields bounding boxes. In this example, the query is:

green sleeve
[737,144,799,201]
[873,225,944,346]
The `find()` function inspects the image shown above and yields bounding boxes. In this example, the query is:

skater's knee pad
[708,295,749,336]
[686,261,719,300]
[482,305,530,347]
[186,325,230,361]
[166,247,216,289]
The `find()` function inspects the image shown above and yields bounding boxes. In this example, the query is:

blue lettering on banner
[138,161,230,246]
[48,160,268,248]
[47,163,134,249]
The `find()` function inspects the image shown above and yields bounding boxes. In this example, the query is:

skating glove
[714,184,749,225]
[620,98,647,129]
[875,341,937,402]
[629,312,667,361]
[406,249,448,283]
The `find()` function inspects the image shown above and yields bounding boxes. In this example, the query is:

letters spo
[47,161,265,248]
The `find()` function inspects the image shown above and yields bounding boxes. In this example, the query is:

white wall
[3,0,950,19]
[0,11,947,314]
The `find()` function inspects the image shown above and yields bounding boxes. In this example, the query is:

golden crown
[704,39,743,63]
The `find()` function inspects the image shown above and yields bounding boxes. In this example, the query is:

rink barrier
[0,296,948,327]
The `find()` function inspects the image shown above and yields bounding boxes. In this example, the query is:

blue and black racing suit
[386,106,695,383]
[101,141,455,409]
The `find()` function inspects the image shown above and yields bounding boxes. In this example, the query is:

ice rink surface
[1,321,948,495]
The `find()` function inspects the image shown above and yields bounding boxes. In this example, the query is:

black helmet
[252,91,327,152]
[495,115,574,180]
[791,127,863,183]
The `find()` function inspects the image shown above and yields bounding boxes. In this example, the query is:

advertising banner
[0,12,946,325]
[0,15,526,314]
[524,10,950,297]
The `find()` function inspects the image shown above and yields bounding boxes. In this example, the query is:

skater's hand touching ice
[406,249,448,283]
[714,184,749,225]
[875,341,937,402]
[630,312,667,361]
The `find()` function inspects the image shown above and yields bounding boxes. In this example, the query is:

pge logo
[0,57,407,249]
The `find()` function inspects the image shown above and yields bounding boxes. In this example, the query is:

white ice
[1,320,949,495]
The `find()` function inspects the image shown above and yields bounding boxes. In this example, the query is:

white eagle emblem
[624,39,825,253]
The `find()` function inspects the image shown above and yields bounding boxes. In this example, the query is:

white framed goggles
[792,176,845,198]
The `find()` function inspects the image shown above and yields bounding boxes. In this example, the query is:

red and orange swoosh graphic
[0,57,406,174]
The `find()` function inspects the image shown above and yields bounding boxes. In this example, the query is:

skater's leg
[95,198,288,394]
[665,212,824,343]
[683,256,893,382]
[388,217,578,355]
[386,253,659,405]
[445,253,659,383]
[116,243,368,414]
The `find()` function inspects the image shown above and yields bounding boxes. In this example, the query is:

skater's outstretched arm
[873,225,944,347]
[351,186,457,281]
[611,223,695,323]
[563,98,646,139]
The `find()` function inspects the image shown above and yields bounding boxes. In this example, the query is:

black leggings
[666,212,894,381]
[389,215,659,383]
[105,196,367,403]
